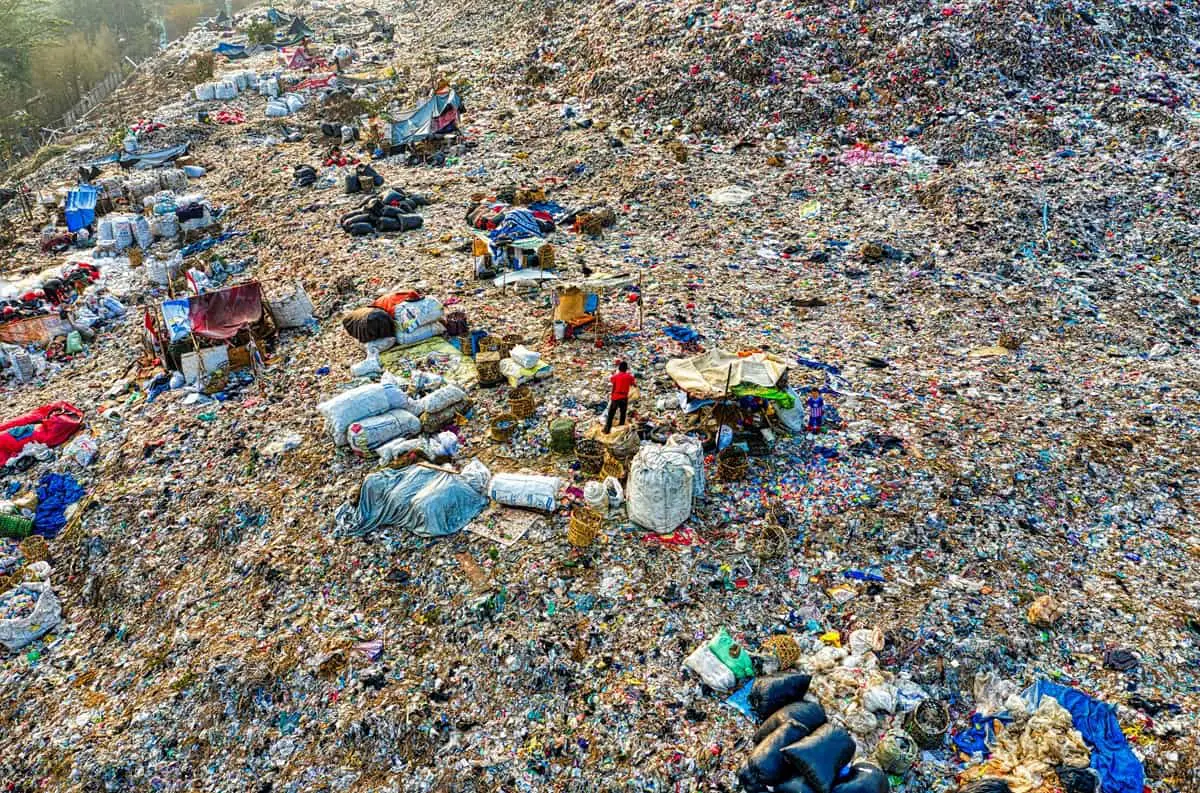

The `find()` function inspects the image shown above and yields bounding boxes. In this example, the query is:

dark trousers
[604,398,628,433]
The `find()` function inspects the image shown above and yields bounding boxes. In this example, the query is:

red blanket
[0,402,84,466]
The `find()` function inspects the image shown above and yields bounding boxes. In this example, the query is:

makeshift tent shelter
[160,281,270,343]
[389,84,463,148]
[64,185,98,232]
[280,47,316,70]
[266,7,292,25]
[83,142,190,171]
[666,349,792,406]
[551,273,641,340]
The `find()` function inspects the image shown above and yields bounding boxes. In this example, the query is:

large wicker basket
[718,447,748,481]
[509,385,536,419]
[490,414,517,443]
[576,439,603,475]
[568,508,602,547]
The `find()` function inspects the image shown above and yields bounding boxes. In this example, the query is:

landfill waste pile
[0,0,1197,791]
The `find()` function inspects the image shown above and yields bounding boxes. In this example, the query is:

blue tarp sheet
[213,42,248,58]
[1025,680,1144,793]
[389,88,463,147]
[335,466,487,538]
[64,185,98,232]
[85,142,190,170]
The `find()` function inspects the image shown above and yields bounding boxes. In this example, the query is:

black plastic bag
[830,764,888,793]
[749,673,812,720]
[737,720,811,793]
[342,307,393,341]
[752,701,826,745]
[781,725,856,793]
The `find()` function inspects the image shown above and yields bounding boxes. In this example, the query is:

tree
[0,0,66,85]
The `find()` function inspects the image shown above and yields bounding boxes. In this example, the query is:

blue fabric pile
[33,472,86,539]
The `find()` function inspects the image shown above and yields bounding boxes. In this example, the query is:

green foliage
[243,19,273,45]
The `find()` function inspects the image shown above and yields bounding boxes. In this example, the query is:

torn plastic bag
[0,581,62,651]
[682,643,736,691]
[738,720,813,793]
[781,725,857,793]
[750,672,813,720]
[752,701,827,745]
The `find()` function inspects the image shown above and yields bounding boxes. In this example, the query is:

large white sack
[509,344,541,369]
[317,382,403,445]
[488,473,561,512]
[776,387,807,433]
[666,433,706,498]
[414,384,466,417]
[347,408,420,454]
[0,582,62,652]
[395,321,444,347]
[625,445,694,534]
[393,296,444,332]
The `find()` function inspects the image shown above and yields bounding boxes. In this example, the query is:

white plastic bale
[488,473,561,512]
[317,383,403,445]
[346,408,420,454]
[583,480,607,511]
[0,582,62,651]
[393,296,444,332]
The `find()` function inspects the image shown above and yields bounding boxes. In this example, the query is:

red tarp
[0,402,84,467]
[189,282,264,340]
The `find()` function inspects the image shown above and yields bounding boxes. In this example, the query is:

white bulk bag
[393,296,444,332]
[625,444,694,534]
[666,433,706,498]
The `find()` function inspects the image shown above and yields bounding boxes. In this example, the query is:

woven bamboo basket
[600,451,625,481]
[718,447,748,481]
[490,414,517,443]
[567,508,602,547]
[760,635,801,669]
[20,536,49,563]
[509,385,536,419]
[753,521,790,560]
[905,700,950,748]
[576,439,603,475]
[499,333,523,359]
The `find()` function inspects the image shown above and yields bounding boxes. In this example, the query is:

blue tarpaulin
[1024,680,1144,793]
[389,87,463,147]
[213,42,248,58]
[64,185,98,232]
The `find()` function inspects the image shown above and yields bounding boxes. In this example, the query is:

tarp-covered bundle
[335,465,487,538]
[389,85,463,148]
[161,281,267,342]
[666,349,791,401]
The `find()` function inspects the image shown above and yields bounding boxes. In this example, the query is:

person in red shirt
[605,361,636,433]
